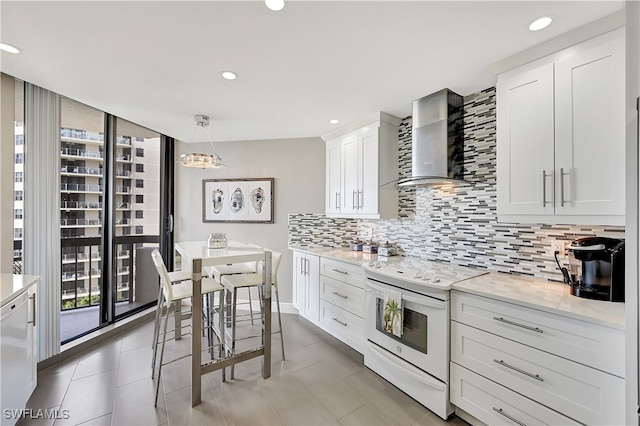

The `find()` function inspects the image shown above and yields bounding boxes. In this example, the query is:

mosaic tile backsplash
[288,87,625,282]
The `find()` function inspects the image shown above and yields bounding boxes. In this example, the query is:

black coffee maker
[559,237,625,302]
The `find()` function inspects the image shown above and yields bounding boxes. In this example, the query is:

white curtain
[24,83,61,361]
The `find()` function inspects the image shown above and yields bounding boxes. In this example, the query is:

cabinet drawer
[319,299,364,349]
[451,291,624,377]
[320,258,364,288]
[451,363,580,426]
[320,275,364,318]
[451,322,624,426]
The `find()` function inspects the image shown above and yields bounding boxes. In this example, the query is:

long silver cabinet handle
[492,407,527,426]
[304,258,309,275]
[332,291,348,299]
[336,192,340,210]
[332,268,348,275]
[493,316,543,333]
[542,170,549,206]
[358,190,363,209]
[352,190,357,210]
[560,167,565,207]
[28,293,36,326]
[493,359,543,381]
[332,317,348,327]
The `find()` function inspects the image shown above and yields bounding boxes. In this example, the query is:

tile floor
[20,313,469,426]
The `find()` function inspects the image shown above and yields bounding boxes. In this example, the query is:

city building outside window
[135,210,143,219]
[136,194,143,204]
[135,163,144,173]
[135,179,144,188]
[135,225,143,234]
[135,148,144,157]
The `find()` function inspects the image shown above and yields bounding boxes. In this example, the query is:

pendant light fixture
[180,114,225,169]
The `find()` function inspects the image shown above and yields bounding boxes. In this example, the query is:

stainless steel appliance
[561,237,625,302]
[397,89,465,186]
[363,259,486,419]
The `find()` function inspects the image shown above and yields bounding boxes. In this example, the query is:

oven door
[365,278,449,383]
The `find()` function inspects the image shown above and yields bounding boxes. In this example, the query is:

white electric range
[362,257,487,420]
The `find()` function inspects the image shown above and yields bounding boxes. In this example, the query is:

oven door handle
[366,341,445,392]
[402,294,445,310]
[366,281,445,310]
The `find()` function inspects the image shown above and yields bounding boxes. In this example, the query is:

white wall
[175,137,325,307]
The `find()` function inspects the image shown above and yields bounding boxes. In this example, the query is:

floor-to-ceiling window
[113,118,161,320]
[58,99,168,343]
[13,79,24,274]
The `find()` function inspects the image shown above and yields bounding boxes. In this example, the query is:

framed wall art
[202,178,274,223]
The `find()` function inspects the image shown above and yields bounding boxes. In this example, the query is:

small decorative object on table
[207,233,228,249]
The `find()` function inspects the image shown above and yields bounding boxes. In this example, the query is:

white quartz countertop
[289,245,379,266]
[289,246,625,330]
[452,272,625,330]
[1,274,40,307]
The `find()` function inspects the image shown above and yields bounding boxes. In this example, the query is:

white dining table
[174,240,272,407]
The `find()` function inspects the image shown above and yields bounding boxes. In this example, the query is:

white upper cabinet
[497,28,625,226]
[323,112,400,220]
[326,138,342,214]
[497,62,555,216]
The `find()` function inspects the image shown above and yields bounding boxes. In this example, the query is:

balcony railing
[60,235,159,311]
[61,201,102,209]
[61,183,103,193]
[61,218,102,227]
[61,128,104,142]
[60,147,103,159]
[60,166,102,176]
[60,219,131,227]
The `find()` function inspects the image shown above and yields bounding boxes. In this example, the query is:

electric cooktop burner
[363,257,488,294]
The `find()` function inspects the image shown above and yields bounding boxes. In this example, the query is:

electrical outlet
[360,224,373,239]
[365,226,373,239]
[551,241,566,256]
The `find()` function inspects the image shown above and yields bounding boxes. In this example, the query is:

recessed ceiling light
[0,42,22,54]
[265,0,284,11]
[529,16,553,31]
[329,119,339,125]
[221,70,237,80]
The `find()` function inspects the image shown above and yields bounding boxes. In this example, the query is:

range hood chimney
[398,89,465,186]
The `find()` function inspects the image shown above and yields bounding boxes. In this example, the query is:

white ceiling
[0,1,624,144]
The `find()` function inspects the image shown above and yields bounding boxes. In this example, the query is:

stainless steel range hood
[398,89,465,186]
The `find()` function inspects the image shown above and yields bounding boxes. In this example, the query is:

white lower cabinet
[291,250,366,353]
[318,258,366,352]
[450,291,625,426]
[451,364,580,426]
[292,251,320,323]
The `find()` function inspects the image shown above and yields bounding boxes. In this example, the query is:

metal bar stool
[150,249,224,406]
[220,250,284,379]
